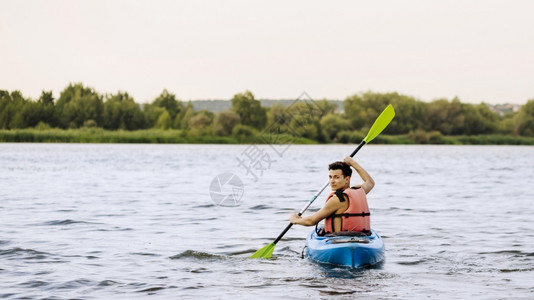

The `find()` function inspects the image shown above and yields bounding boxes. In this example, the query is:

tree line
[1,83,533,143]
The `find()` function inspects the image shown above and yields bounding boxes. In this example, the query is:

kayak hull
[305,228,385,268]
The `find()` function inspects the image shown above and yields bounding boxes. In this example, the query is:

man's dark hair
[328,161,352,177]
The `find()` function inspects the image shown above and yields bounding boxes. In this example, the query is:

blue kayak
[305,228,385,268]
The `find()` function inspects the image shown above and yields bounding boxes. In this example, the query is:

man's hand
[344,156,357,165]
[289,213,301,224]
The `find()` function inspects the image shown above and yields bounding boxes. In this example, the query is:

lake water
[1,143,533,299]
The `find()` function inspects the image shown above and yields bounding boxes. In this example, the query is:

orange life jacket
[324,187,371,233]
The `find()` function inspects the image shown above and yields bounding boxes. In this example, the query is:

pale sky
[1,0,533,104]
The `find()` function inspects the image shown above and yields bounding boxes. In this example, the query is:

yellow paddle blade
[363,104,396,143]
[250,243,275,259]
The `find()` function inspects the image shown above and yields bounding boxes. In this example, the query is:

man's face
[329,169,349,190]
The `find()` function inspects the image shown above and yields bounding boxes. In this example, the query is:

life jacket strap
[335,189,346,202]
[332,212,371,218]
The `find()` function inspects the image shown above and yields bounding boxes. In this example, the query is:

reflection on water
[1,144,533,298]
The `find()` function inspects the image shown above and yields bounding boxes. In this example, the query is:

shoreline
[1,129,534,145]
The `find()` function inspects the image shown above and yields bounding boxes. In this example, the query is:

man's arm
[344,156,375,194]
[289,195,343,226]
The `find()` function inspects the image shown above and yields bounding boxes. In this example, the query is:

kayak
[305,228,385,268]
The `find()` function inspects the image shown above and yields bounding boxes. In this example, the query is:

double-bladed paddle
[250,104,395,259]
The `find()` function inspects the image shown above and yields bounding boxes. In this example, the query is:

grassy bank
[0,128,318,144]
[1,128,534,145]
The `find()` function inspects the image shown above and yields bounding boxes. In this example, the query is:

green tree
[144,106,166,128]
[213,110,241,136]
[313,99,338,118]
[427,98,465,135]
[55,83,103,128]
[0,91,26,129]
[462,103,498,135]
[388,94,427,134]
[232,124,257,140]
[265,103,294,136]
[344,92,426,134]
[177,101,194,129]
[144,90,184,128]
[151,89,183,119]
[343,93,366,130]
[39,91,54,105]
[188,111,213,136]
[515,100,534,136]
[0,91,11,128]
[284,100,330,142]
[231,91,267,129]
[320,113,351,140]
[0,90,57,129]
[103,92,145,130]
[2,91,46,129]
[19,100,43,128]
[0,90,10,116]
[154,110,172,129]
[343,92,392,131]
[37,91,57,127]
[498,112,516,134]
[267,103,291,126]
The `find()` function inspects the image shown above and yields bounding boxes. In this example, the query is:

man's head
[328,161,351,190]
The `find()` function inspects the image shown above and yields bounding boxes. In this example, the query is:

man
[289,156,375,234]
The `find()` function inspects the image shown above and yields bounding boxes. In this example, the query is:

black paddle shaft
[273,219,296,245]
[273,140,367,245]
[350,140,366,158]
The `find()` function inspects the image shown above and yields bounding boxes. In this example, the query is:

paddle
[250,104,396,259]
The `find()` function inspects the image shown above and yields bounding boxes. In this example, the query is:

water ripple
[0,247,52,260]
[169,250,226,261]
[39,219,95,226]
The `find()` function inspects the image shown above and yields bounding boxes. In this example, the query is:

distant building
[487,103,521,116]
